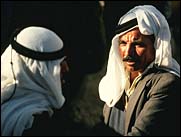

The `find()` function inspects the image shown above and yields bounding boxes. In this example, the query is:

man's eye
[119,41,126,46]
[133,42,145,47]
[119,44,126,47]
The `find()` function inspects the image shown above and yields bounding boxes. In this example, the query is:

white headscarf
[99,5,180,107]
[1,26,66,135]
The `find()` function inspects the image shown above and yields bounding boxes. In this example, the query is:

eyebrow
[132,39,144,44]
[119,39,145,46]
[119,40,126,44]
[132,41,146,46]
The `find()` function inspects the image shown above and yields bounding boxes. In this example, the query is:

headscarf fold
[99,5,180,107]
[1,26,66,135]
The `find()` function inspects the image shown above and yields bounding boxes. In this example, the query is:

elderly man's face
[118,28,155,73]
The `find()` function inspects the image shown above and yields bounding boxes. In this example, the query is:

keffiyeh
[99,5,180,107]
[1,27,66,135]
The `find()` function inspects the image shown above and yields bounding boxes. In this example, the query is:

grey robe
[103,67,180,136]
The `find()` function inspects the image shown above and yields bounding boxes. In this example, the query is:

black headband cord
[10,27,65,61]
[115,18,138,34]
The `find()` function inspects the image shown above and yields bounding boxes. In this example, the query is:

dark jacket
[103,67,180,136]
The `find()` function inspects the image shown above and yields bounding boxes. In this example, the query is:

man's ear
[61,60,69,74]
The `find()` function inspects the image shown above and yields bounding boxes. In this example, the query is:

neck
[130,71,142,85]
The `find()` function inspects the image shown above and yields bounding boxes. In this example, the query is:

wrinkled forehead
[114,22,139,45]
[118,27,141,40]
[113,13,140,46]
[114,12,155,43]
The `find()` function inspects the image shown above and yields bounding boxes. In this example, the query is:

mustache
[122,56,137,62]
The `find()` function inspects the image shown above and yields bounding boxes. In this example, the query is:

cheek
[135,48,148,64]
[135,47,145,56]
[137,48,155,64]
[146,49,155,62]
[118,47,124,58]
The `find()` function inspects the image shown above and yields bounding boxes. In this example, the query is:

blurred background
[1,1,180,135]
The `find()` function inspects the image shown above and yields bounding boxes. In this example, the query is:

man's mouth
[126,61,136,66]
[123,56,136,62]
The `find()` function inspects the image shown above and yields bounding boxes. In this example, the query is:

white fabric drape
[1,27,65,135]
[99,5,180,107]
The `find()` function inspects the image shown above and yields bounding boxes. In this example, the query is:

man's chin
[125,64,136,71]
[126,67,136,72]
[125,65,143,73]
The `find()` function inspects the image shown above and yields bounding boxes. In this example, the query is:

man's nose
[125,44,134,57]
